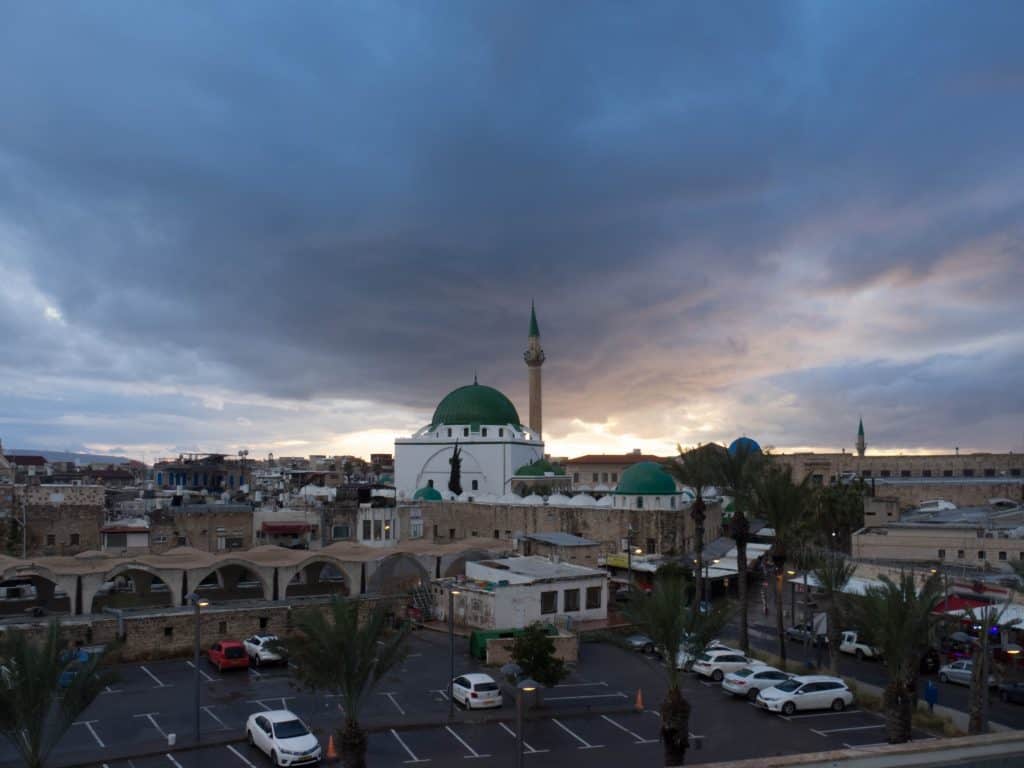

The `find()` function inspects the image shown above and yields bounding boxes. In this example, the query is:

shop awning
[261,523,311,535]
[933,595,987,614]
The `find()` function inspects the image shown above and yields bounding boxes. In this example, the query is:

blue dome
[728,436,761,456]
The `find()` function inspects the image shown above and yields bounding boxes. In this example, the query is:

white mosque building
[394,305,548,501]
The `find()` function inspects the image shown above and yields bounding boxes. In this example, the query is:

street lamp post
[703,558,720,609]
[626,526,636,592]
[448,588,460,719]
[516,678,538,768]
[786,569,797,624]
[187,592,210,744]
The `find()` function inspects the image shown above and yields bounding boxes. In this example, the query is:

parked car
[246,710,321,766]
[785,624,828,646]
[938,660,995,687]
[58,646,105,689]
[723,665,792,701]
[675,639,736,670]
[244,634,285,666]
[692,649,754,682]
[839,630,881,660]
[208,640,250,672]
[998,681,1024,704]
[451,673,503,709]
[624,634,656,654]
[756,675,854,715]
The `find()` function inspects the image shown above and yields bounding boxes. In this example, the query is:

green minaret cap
[529,300,540,337]
[858,418,864,437]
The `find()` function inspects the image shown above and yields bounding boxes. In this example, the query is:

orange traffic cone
[327,734,338,761]
[635,688,644,711]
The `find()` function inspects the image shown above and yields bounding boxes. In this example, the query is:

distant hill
[3,449,133,465]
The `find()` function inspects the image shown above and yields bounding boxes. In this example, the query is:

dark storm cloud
[1,0,1023,454]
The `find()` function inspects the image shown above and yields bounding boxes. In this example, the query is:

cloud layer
[1,1,1023,460]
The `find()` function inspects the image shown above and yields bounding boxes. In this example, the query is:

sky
[1,1,1023,462]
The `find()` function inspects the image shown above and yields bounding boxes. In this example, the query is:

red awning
[261,522,311,535]
[933,595,988,614]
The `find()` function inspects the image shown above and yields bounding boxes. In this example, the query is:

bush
[512,623,568,688]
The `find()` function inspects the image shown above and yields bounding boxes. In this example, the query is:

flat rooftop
[467,556,605,583]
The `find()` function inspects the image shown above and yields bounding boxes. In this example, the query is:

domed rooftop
[728,436,762,456]
[514,458,564,477]
[615,461,678,496]
[413,486,443,502]
[431,382,521,428]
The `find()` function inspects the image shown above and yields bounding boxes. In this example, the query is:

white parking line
[811,724,884,736]
[551,718,604,750]
[601,715,657,744]
[74,720,105,748]
[431,689,449,701]
[499,722,548,753]
[227,744,257,767]
[134,713,166,739]
[165,754,183,768]
[380,692,406,715]
[248,667,263,679]
[781,709,863,721]
[186,661,217,683]
[100,685,122,695]
[544,693,628,702]
[445,726,491,759]
[247,697,293,712]
[391,729,430,763]
[140,667,170,688]
[202,706,229,730]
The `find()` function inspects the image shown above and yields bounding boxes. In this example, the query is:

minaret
[523,301,545,437]
[856,417,866,457]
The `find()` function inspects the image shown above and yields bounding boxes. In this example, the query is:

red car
[208,640,250,672]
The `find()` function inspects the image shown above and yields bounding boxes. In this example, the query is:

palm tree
[0,620,112,768]
[625,564,730,766]
[710,440,763,653]
[277,597,410,768]
[753,463,813,666]
[963,601,1011,734]
[852,573,943,743]
[664,444,722,607]
[812,552,856,675]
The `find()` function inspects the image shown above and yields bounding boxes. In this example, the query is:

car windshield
[273,719,309,739]
[775,680,801,692]
[225,646,245,659]
[696,653,711,662]
[733,668,755,678]
[474,682,499,692]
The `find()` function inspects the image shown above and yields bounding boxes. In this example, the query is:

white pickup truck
[839,630,882,660]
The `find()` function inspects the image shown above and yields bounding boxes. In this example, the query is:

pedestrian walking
[925,680,938,713]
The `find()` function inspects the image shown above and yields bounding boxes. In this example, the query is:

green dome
[432,383,521,428]
[514,458,565,477]
[615,461,678,495]
[413,486,443,501]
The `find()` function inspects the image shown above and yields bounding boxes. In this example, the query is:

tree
[511,623,568,688]
[710,441,763,653]
[815,482,866,552]
[625,564,731,766]
[0,620,112,768]
[664,444,723,608]
[812,552,856,675]
[963,601,1015,735]
[3,517,19,557]
[753,462,813,666]
[852,573,943,743]
[277,597,410,768]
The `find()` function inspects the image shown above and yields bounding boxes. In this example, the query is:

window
[670,496,676,509]
[636,496,643,509]
[362,520,372,540]
[586,586,602,609]
[218,621,227,634]
[332,524,350,540]
[463,428,469,437]
[69,533,80,546]
[153,534,167,544]
[449,528,456,539]
[861,470,872,478]
[999,551,1007,561]
[540,591,557,614]
[427,479,434,488]
[471,530,478,537]
[409,519,423,538]
[46,534,56,546]
[1012,469,1022,477]
[592,473,599,482]
[563,589,580,612]
[978,550,986,560]
[646,538,656,554]
[472,480,479,491]
[259,617,269,629]
[611,473,618,482]
[505,530,511,538]
[963,469,975,477]
[984,468,996,477]
[164,627,173,638]
[480,428,488,437]
[880,470,891,478]
[957,549,965,559]
[498,429,504,437]
[383,520,392,540]
[177,537,187,546]
[943,470,953,477]
[447,429,452,437]
[601,472,608,482]
[373,519,382,539]
[923,470,932,477]
[938,549,946,559]
[573,473,579,482]
[901,470,911,478]
[493,530,499,539]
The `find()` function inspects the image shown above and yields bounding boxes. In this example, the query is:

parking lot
[0,632,941,768]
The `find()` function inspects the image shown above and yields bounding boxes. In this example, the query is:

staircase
[410,585,435,621]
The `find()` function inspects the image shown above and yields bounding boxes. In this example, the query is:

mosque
[394,303,550,501]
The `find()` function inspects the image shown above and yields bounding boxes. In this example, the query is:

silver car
[938,660,995,687]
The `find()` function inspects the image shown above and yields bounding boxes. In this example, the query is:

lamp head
[786,570,797,576]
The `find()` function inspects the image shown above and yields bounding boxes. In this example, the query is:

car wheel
[247,730,254,747]
[747,688,759,702]
[782,701,796,716]
[712,669,724,682]
[831,698,846,712]
[855,649,864,661]
[643,643,654,654]
[270,750,279,767]
[939,673,948,683]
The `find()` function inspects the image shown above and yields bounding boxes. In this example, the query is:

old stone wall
[777,452,1024,484]
[148,506,253,553]
[20,484,106,507]
[25,504,103,556]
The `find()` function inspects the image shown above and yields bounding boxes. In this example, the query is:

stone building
[147,503,253,554]
[18,484,105,556]
[151,453,251,493]
[564,451,668,493]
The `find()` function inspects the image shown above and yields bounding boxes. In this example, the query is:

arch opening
[91,567,174,612]
[285,560,350,598]
[0,573,70,617]
[366,553,430,595]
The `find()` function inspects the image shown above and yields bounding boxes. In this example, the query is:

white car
[244,634,284,666]
[675,640,737,670]
[722,665,792,701]
[839,630,881,660]
[452,673,503,709]
[938,660,996,687]
[692,649,754,681]
[756,675,854,716]
[246,710,321,766]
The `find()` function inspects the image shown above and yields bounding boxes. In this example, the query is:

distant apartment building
[151,453,251,492]
[18,483,105,556]
[564,450,668,493]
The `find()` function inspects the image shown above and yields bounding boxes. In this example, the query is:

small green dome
[413,486,443,501]
[615,462,678,495]
[432,383,521,427]
[514,458,564,477]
